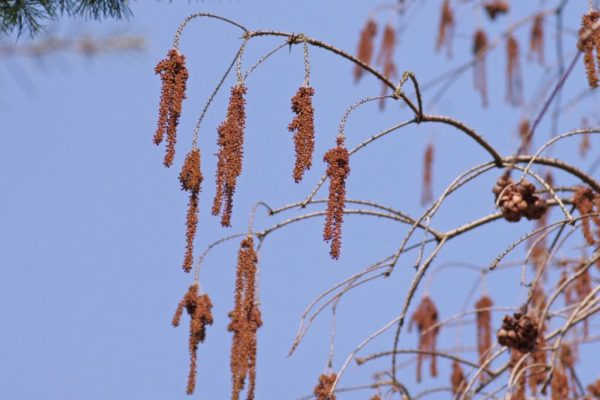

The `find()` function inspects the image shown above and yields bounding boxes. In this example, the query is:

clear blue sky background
[1,1,598,399]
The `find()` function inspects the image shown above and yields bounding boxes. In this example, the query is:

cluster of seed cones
[493,176,547,222]
[172,283,214,394]
[496,311,538,353]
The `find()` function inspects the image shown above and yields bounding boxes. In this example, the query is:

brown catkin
[154,49,189,167]
[313,373,337,400]
[509,349,527,400]
[529,14,544,64]
[518,119,531,153]
[229,236,262,400]
[213,84,247,227]
[574,187,599,246]
[172,284,214,394]
[354,19,377,82]
[409,296,440,382]
[506,35,523,106]
[323,139,350,259]
[436,0,455,57]
[473,29,489,107]
[580,117,591,157]
[579,11,600,88]
[179,148,203,272]
[475,296,493,380]
[551,364,569,400]
[575,263,592,337]
[377,24,398,109]
[588,378,600,397]
[288,86,316,183]
[484,0,510,20]
[451,361,466,396]
[528,323,547,395]
[421,142,434,205]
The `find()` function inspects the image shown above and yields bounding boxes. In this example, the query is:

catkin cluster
[154,49,189,167]
[172,284,214,394]
[484,0,510,20]
[213,85,247,227]
[179,148,203,272]
[578,11,600,88]
[323,139,351,259]
[409,296,440,382]
[229,236,262,400]
[354,19,377,82]
[288,86,316,183]
[313,373,337,400]
[496,311,538,353]
[492,177,548,222]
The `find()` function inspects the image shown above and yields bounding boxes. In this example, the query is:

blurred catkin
[436,0,455,57]
[229,236,262,400]
[213,84,247,227]
[409,296,440,382]
[509,349,527,400]
[154,49,189,167]
[179,148,203,272]
[579,11,600,88]
[484,0,510,20]
[288,86,316,183]
[451,360,466,396]
[172,284,214,394]
[354,19,377,82]
[573,187,600,246]
[475,295,493,381]
[506,35,523,106]
[313,373,337,400]
[323,139,350,259]
[473,29,489,107]
[421,143,434,205]
[377,24,398,109]
[529,15,544,64]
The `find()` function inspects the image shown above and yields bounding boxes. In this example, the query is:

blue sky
[1,1,598,399]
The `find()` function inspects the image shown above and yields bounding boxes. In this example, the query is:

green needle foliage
[0,0,132,37]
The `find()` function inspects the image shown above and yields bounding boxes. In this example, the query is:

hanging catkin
[229,236,262,400]
[172,284,214,394]
[154,49,189,167]
[288,86,316,183]
[213,84,247,227]
[323,138,350,259]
